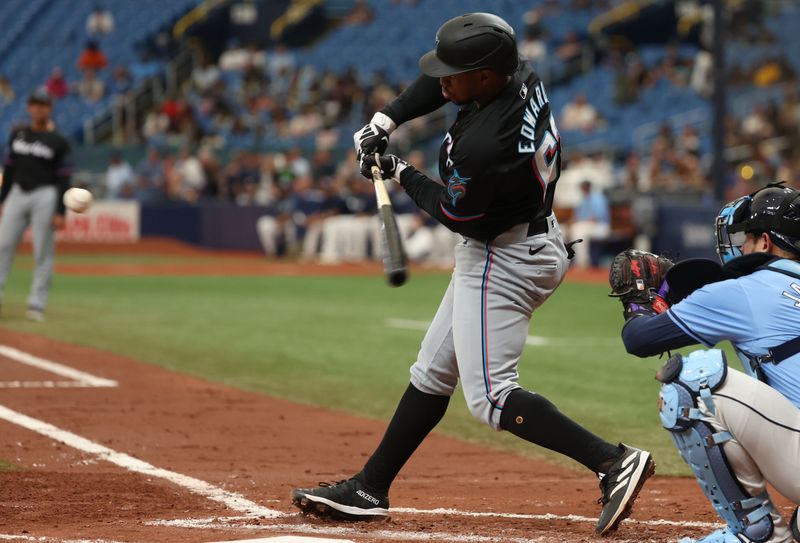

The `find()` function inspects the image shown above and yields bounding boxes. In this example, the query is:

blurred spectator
[741,105,773,142]
[219,39,253,72]
[45,67,68,100]
[105,152,135,199]
[555,31,584,82]
[676,124,701,156]
[109,66,133,98]
[689,48,713,97]
[0,76,15,105]
[567,180,610,268]
[268,44,296,83]
[519,26,547,69]
[654,43,692,87]
[161,95,192,134]
[191,58,221,92]
[223,151,260,203]
[130,51,160,80]
[149,31,177,61]
[522,6,544,37]
[288,104,323,137]
[135,146,165,202]
[753,55,795,87]
[558,152,614,207]
[617,152,649,191]
[344,0,375,25]
[86,6,114,36]
[310,149,336,181]
[77,40,108,72]
[198,146,222,199]
[285,147,311,178]
[77,68,105,103]
[614,53,652,104]
[142,109,169,143]
[560,93,601,132]
[173,147,206,202]
[298,178,345,261]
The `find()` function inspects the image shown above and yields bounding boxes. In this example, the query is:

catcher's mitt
[609,249,674,320]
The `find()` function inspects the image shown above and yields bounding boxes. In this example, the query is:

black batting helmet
[419,13,519,78]
[728,183,800,256]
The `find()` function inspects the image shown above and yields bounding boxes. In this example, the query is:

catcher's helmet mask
[716,182,800,263]
[419,13,519,78]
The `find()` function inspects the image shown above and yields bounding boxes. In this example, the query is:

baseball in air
[63,187,93,213]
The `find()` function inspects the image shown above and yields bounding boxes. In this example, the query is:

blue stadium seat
[0,0,202,142]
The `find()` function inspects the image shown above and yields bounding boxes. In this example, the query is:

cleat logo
[608,461,636,500]
[356,489,380,505]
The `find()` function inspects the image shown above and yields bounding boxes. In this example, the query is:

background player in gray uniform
[0,89,73,321]
[611,184,800,542]
[292,13,654,536]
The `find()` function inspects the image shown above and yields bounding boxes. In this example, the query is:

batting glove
[360,154,409,182]
[353,112,396,161]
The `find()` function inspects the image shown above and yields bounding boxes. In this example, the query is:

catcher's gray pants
[695,367,800,542]
[410,217,569,429]
[0,184,57,311]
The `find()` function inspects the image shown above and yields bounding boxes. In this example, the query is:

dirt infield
[2,328,792,543]
[2,239,792,542]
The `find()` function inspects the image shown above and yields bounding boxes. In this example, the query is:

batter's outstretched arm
[398,165,493,239]
[382,75,447,126]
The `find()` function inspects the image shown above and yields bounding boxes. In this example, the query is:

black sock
[499,388,623,473]
[357,383,450,494]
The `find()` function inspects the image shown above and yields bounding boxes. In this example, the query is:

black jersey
[1,126,73,214]
[382,61,561,242]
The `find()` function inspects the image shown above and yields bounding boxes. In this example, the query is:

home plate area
[210,538,355,543]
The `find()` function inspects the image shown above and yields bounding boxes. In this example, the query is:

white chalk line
[0,381,108,389]
[148,506,720,534]
[0,345,117,388]
[145,519,604,543]
[0,536,123,543]
[385,319,620,347]
[0,404,281,519]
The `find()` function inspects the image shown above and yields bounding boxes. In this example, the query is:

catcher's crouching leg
[658,350,777,543]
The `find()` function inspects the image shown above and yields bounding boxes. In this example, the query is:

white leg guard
[658,350,775,543]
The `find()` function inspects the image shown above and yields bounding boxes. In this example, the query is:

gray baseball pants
[0,184,57,311]
[410,216,569,430]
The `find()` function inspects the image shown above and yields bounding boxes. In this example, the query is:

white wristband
[393,162,408,182]
[371,112,397,134]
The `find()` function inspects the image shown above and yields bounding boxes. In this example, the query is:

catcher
[609,183,800,543]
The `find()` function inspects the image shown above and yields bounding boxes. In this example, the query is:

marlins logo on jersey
[446,169,470,206]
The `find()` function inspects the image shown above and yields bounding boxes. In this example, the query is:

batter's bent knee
[464,384,517,430]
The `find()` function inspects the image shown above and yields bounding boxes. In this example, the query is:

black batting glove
[353,112,396,161]
[360,154,409,181]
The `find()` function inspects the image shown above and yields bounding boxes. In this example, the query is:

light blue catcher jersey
[667,259,800,408]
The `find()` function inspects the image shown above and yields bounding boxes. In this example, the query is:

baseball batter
[0,89,72,321]
[292,13,654,536]
[610,184,800,542]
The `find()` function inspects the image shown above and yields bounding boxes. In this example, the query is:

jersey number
[532,114,561,196]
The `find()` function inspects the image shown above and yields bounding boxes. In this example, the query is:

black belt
[527,216,550,236]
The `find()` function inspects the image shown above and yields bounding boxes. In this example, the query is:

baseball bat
[371,153,408,287]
